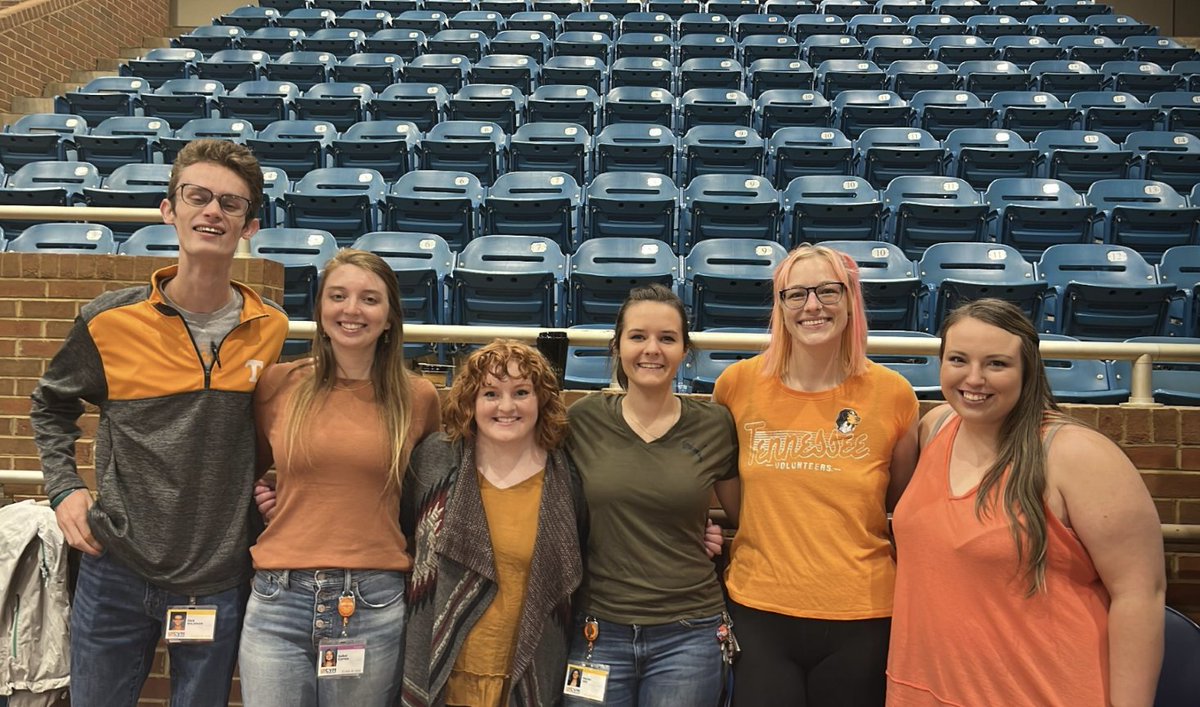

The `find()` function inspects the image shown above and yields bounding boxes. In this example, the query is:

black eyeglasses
[779,282,846,309]
[173,183,253,217]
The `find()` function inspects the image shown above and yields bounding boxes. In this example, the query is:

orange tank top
[886,415,1110,707]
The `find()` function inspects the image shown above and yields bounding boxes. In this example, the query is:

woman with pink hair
[713,244,920,706]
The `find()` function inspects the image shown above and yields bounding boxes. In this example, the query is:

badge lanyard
[318,575,366,679]
[563,616,610,702]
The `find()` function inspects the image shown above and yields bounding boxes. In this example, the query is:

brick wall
[0,0,170,113]
[1,261,1197,703]
[0,251,280,706]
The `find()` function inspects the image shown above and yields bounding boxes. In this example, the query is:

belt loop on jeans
[342,570,353,595]
[278,569,291,590]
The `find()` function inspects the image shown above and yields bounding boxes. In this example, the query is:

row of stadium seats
[3,152,1197,256]
[6,221,1198,342]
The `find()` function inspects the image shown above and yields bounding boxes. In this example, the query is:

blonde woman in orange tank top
[887,299,1165,707]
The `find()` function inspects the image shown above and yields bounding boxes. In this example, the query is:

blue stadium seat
[281,167,386,246]
[424,0,470,16]
[766,126,853,186]
[351,230,454,357]
[175,25,246,53]
[885,60,956,98]
[363,28,427,61]
[568,237,679,325]
[983,177,1097,259]
[1114,337,1200,405]
[616,32,673,61]
[554,31,613,62]
[528,84,600,131]
[0,160,100,236]
[372,83,447,131]
[848,13,907,42]
[929,35,996,66]
[822,239,920,329]
[652,0,705,19]
[602,86,676,129]
[679,58,744,94]
[427,29,489,61]
[194,49,269,88]
[854,127,945,188]
[815,58,886,95]
[118,224,179,256]
[678,125,765,185]
[470,54,540,94]
[746,58,815,98]
[917,241,1047,332]
[5,223,116,254]
[1160,246,1200,338]
[1124,131,1200,194]
[865,35,929,66]
[942,127,1038,189]
[1084,14,1154,42]
[712,0,768,20]
[874,1,924,22]
[989,90,1076,140]
[250,227,339,348]
[994,35,1062,69]
[790,14,847,41]
[55,77,148,125]
[1045,0,1109,21]
[737,13,792,41]
[832,89,909,137]
[1032,129,1133,191]
[220,6,283,31]
[483,170,581,250]
[610,57,675,91]
[964,15,1025,42]
[907,14,965,41]
[334,52,404,91]
[281,8,337,33]
[449,10,504,37]
[1174,61,1200,92]
[909,89,992,138]
[452,234,566,327]
[1123,36,1196,66]
[140,78,225,129]
[259,166,289,228]
[337,9,395,32]
[1084,179,1200,264]
[1026,60,1104,102]
[865,329,942,398]
[476,0,526,13]
[782,174,882,246]
[985,0,1042,22]
[1036,333,1131,403]
[541,55,605,92]
[403,53,472,93]
[754,89,831,136]
[81,162,172,212]
[1027,14,1089,41]
[384,169,484,249]
[678,88,753,130]
[246,119,335,176]
[448,84,525,134]
[679,12,732,37]
[1068,91,1157,141]
[801,34,865,65]
[680,174,780,252]
[677,34,738,64]
[682,327,766,393]
[1100,60,1181,102]
[123,48,202,89]
[1036,243,1173,339]
[1148,92,1200,135]
[505,12,562,40]
[1059,35,1129,65]
[243,27,305,58]
[956,59,1029,99]
[294,81,373,130]
[420,119,506,186]
[509,122,590,184]
[264,50,337,90]
[216,80,300,130]
[563,11,616,37]
[584,171,678,247]
[594,123,677,179]
[0,114,86,172]
[932,0,989,21]
[330,120,418,180]
[492,29,554,64]
[684,238,786,329]
[882,176,988,259]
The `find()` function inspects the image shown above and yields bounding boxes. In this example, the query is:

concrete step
[95,57,122,71]
[41,82,81,98]
[69,69,114,84]
[142,35,174,48]
[0,113,23,129]
[119,46,149,59]
[12,96,55,114]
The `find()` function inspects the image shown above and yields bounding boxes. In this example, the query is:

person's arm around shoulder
[251,362,293,521]
[711,362,743,529]
[1049,423,1165,707]
[885,386,921,512]
[412,375,443,441]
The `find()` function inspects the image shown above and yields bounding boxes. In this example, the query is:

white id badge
[164,605,217,643]
[317,639,366,678]
[563,661,609,702]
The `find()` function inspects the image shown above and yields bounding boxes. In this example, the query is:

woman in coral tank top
[887,299,1166,707]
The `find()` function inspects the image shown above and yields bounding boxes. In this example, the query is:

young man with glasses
[31,140,289,707]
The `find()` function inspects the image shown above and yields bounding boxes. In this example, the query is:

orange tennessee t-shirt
[714,357,918,619]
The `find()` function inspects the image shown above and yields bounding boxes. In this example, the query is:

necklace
[333,379,372,392]
[623,399,681,442]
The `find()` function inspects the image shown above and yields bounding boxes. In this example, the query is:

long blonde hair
[283,249,414,491]
[940,298,1067,596]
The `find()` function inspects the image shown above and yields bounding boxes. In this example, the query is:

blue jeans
[69,551,246,707]
[563,613,725,707]
[238,569,406,707]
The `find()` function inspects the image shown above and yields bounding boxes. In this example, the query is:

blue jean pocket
[250,571,282,601]
[353,572,405,610]
[678,613,723,630]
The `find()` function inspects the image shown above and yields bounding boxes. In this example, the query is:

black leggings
[729,601,890,707]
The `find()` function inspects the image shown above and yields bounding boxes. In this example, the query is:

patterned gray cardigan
[399,433,587,707]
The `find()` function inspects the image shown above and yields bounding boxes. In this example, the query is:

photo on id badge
[563,662,608,702]
[164,606,217,642]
